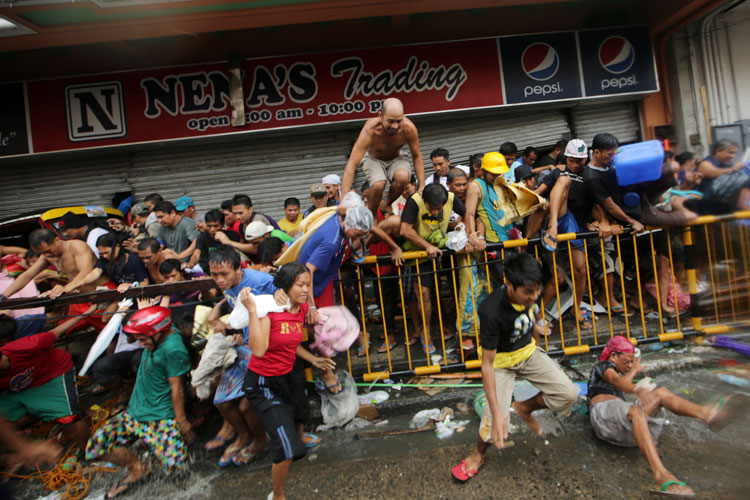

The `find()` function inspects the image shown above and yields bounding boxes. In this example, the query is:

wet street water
[18,346,750,500]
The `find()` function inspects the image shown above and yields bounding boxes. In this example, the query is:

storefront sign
[578,26,658,97]
[3,26,657,157]
[499,31,583,104]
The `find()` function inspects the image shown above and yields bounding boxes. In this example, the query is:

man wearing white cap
[539,139,619,330]
[322,174,341,204]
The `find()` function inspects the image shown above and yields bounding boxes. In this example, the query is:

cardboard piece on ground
[425,380,462,397]
[356,404,380,421]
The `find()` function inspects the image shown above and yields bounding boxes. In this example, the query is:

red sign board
[25,38,502,154]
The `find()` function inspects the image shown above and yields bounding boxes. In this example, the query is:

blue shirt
[297,214,346,297]
[505,160,522,183]
[223,269,277,340]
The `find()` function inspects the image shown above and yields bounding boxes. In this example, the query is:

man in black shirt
[539,140,619,329]
[190,209,240,273]
[451,254,577,482]
[583,133,644,312]
[589,336,747,498]
[535,139,567,170]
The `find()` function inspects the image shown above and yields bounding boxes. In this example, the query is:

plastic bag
[445,223,468,252]
[79,299,132,376]
[356,391,389,405]
[409,408,441,429]
[228,293,288,329]
[435,416,470,440]
[309,305,360,357]
[317,370,359,428]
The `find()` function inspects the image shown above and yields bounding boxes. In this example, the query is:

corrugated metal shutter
[0,156,131,215]
[570,101,641,146]
[126,129,357,223]
[0,106,571,221]
[415,108,570,176]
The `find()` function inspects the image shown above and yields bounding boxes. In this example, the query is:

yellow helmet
[481,152,509,174]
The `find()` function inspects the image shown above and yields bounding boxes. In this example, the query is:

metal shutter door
[415,107,571,172]
[570,101,641,146]
[0,156,131,215]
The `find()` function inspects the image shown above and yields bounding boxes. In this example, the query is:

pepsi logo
[598,36,635,74]
[521,42,559,81]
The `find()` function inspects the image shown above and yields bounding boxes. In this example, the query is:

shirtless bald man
[0,229,114,330]
[1,229,111,301]
[341,98,425,214]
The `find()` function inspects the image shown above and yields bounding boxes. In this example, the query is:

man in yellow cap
[464,152,513,279]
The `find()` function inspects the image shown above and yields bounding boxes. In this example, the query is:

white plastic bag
[317,370,359,428]
[79,299,132,376]
[445,223,468,252]
[228,293,288,330]
[409,408,441,429]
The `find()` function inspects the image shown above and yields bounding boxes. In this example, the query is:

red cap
[600,335,635,361]
[1,254,21,266]
[123,306,172,336]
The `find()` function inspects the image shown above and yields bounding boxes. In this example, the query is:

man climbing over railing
[451,253,578,482]
[587,335,749,498]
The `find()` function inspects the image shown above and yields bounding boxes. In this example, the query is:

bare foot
[107,462,150,498]
[653,472,695,497]
[512,401,542,436]
[660,302,676,315]
[321,370,341,395]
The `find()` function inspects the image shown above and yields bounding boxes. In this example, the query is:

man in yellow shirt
[278,197,302,238]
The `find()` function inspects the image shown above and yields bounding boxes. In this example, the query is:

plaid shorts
[85,411,187,473]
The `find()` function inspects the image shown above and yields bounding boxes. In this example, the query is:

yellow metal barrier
[338,211,750,381]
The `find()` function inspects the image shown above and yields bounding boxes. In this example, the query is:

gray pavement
[15,339,750,500]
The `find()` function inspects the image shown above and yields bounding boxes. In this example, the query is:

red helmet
[123,306,172,336]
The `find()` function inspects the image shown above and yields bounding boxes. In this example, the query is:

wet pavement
[16,340,750,500]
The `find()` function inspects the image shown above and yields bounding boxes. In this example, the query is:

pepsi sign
[578,26,658,96]
[499,32,582,104]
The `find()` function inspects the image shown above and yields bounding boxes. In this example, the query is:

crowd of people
[0,96,748,499]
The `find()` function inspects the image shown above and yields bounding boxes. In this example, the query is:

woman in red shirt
[241,262,334,500]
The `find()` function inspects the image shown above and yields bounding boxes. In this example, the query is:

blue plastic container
[614,140,664,187]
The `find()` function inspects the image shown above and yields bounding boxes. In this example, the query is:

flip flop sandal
[377,341,396,353]
[420,339,436,354]
[610,304,626,314]
[204,433,237,452]
[708,393,750,432]
[304,433,321,448]
[649,480,696,497]
[232,444,260,466]
[349,237,368,264]
[357,341,371,357]
[218,442,245,468]
[540,230,557,252]
[314,377,342,395]
[406,337,421,346]
[451,459,479,482]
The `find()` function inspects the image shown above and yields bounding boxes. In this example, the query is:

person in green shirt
[85,306,192,499]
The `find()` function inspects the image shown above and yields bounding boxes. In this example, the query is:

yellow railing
[336,211,750,382]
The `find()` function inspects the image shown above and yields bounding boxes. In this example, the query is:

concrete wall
[666,0,750,156]
[726,1,750,120]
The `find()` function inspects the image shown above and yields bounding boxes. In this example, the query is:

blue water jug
[614,140,664,187]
